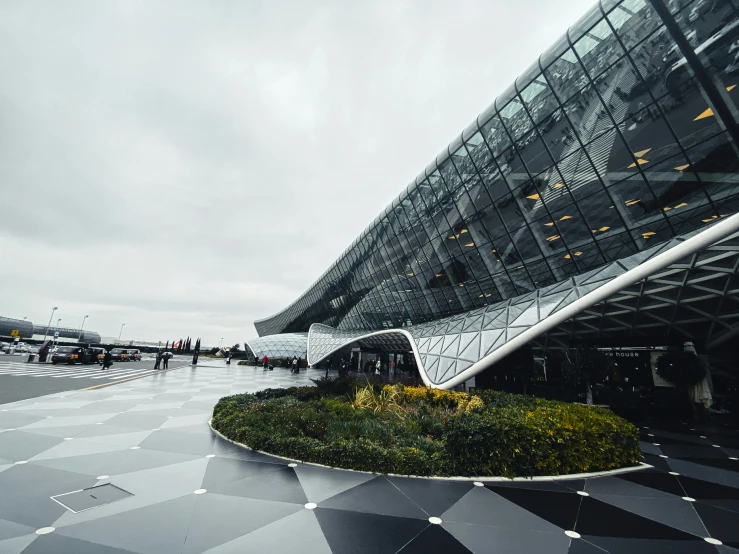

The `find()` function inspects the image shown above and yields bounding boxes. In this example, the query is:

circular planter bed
[211,377,642,478]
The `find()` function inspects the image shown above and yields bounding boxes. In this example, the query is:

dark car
[52,347,87,365]
[88,347,106,365]
[126,349,142,362]
[110,348,129,362]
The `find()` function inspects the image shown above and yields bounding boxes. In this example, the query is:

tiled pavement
[0,363,738,553]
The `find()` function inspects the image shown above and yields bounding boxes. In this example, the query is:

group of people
[256,354,302,373]
[153,351,171,370]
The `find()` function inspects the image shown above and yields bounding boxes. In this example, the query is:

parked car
[52,346,87,365]
[126,349,142,362]
[87,347,106,365]
[110,348,129,362]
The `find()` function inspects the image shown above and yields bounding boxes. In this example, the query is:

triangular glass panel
[541,277,575,297]
[510,302,540,327]
[480,329,505,357]
[445,320,464,335]
[551,289,580,313]
[579,263,621,286]
[428,336,444,356]
[441,334,461,356]
[417,337,431,352]
[506,301,534,322]
[484,308,509,329]
[435,357,456,383]
[575,282,605,297]
[506,326,528,341]
[455,359,473,375]
[512,291,537,305]
[538,293,567,320]
[458,333,481,362]
[425,355,440,381]
[462,313,484,332]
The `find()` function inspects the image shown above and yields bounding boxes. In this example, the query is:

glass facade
[256,0,739,347]
[244,333,308,361]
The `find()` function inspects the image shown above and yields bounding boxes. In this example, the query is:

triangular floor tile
[388,476,473,517]
[208,467,307,505]
[182,493,303,554]
[0,517,35,541]
[201,457,285,490]
[56,494,198,553]
[30,450,132,478]
[586,536,718,553]
[575,496,699,539]
[443,521,571,554]
[0,533,38,554]
[321,476,428,519]
[489,486,582,530]
[441,487,561,533]
[397,522,472,553]
[21,533,139,554]
[593,494,707,537]
[314,507,428,554]
[200,506,331,554]
[294,464,375,504]
[111,458,210,491]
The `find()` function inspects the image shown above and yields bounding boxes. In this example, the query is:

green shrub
[211,378,641,478]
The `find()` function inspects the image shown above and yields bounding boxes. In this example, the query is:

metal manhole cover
[51,484,133,513]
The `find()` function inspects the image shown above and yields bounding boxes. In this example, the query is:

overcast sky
[0,0,597,346]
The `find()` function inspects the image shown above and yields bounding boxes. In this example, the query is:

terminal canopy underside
[307,218,739,389]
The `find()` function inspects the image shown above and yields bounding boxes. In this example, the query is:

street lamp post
[78,315,89,341]
[219,337,223,349]
[43,307,58,341]
[118,323,126,341]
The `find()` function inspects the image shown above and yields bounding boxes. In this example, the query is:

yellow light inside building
[674,202,688,209]
[559,215,572,221]
[642,231,656,238]
[627,158,649,168]
[526,193,540,200]
[626,199,641,206]
[675,164,690,171]
[465,242,475,247]
[552,183,564,189]
[544,222,555,227]
[599,226,610,232]
[546,235,561,241]
[407,273,414,277]
[460,229,468,234]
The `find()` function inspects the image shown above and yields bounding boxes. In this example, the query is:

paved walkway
[0,364,737,553]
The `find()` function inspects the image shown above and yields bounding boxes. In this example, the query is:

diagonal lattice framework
[307,214,739,389]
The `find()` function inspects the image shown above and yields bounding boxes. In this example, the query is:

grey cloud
[0,0,596,345]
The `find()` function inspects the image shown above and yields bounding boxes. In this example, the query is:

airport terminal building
[250,0,739,388]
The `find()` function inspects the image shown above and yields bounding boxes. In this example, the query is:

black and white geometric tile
[0,363,738,553]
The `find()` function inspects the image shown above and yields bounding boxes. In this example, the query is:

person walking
[391,359,396,378]
[292,356,298,373]
[154,351,162,370]
[162,352,169,370]
[262,355,269,370]
[226,351,231,366]
[375,358,381,376]
[102,349,112,371]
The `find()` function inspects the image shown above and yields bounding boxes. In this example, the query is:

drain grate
[51,484,133,513]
